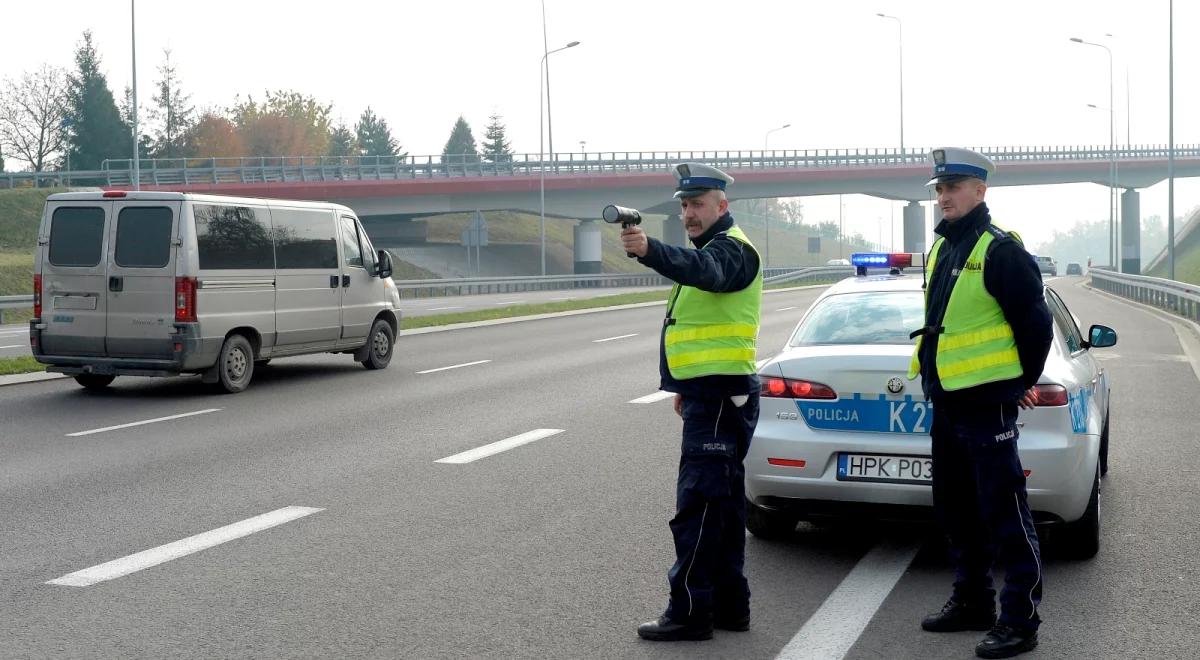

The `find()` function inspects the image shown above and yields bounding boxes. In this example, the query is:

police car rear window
[790,291,925,346]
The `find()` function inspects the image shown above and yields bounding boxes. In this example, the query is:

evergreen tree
[481,112,512,163]
[355,107,400,158]
[149,49,194,159]
[65,31,131,170]
[326,123,358,160]
[441,115,478,166]
[120,86,151,160]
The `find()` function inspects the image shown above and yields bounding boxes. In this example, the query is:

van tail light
[761,376,837,399]
[175,276,197,322]
[33,274,42,319]
[1033,383,1068,407]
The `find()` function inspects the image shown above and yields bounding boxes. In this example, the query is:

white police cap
[673,162,734,199]
[926,147,996,186]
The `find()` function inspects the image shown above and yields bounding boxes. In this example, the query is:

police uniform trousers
[665,392,759,623]
[930,400,1043,631]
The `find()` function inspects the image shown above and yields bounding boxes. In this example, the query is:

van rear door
[39,200,111,356]
[105,200,181,358]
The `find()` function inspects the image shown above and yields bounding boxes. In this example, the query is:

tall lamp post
[762,123,790,267]
[538,40,580,276]
[1071,36,1115,268]
[876,13,905,160]
[1088,103,1119,270]
[131,0,140,191]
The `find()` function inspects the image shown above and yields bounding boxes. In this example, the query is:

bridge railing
[5,144,1197,189]
[1088,269,1200,323]
[0,295,33,324]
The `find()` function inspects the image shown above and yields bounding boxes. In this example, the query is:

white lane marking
[67,409,221,437]
[493,300,526,305]
[776,306,799,312]
[0,344,24,349]
[629,391,674,404]
[548,297,574,301]
[46,506,323,587]
[435,428,564,464]
[592,333,638,343]
[416,359,492,374]
[775,541,919,660]
[427,306,464,311]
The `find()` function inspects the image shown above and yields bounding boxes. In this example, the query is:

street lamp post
[1071,37,1115,268]
[539,40,580,276]
[762,123,791,268]
[876,13,904,160]
[131,0,140,191]
[1087,102,1119,269]
[1168,0,1175,280]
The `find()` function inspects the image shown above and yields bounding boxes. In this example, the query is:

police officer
[909,148,1053,659]
[621,163,762,642]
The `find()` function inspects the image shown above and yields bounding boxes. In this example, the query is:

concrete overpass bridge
[7,145,1199,274]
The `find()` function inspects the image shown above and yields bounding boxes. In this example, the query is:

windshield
[790,291,925,346]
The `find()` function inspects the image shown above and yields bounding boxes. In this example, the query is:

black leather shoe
[637,615,713,641]
[975,624,1038,658]
[921,598,996,632]
[714,613,750,632]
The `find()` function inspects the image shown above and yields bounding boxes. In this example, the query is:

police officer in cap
[909,148,1053,658]
[621,163,762,642]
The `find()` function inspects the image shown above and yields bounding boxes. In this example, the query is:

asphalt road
[1,279,1197,659]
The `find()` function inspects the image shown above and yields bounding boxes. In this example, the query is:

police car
[746,253,1117,558]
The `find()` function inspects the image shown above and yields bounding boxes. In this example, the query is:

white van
[30,191,402,393]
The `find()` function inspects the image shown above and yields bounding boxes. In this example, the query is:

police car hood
[762,344,915,397]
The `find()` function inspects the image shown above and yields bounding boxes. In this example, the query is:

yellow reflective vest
[907,226,1024,391]
[664,226,763,380]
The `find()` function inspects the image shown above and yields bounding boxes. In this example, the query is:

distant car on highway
[1033,254,1058,277]
[1066,263,1083,275]
[826,258,851,266]
[31,192,403,393]
[745,253,1117,558]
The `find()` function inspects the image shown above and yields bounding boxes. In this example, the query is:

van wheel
[361,319,394,370]
[215,334,254,393]
[1058,462,1100,559]
[74,374,115,390]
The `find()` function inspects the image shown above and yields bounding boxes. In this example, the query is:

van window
[340,216,364,268]
[195,204,274,270]
[273,208,338,269]
[49,207,106,267]
[115,207,173,268]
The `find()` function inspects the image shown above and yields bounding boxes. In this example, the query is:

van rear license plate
[837,453,932,484]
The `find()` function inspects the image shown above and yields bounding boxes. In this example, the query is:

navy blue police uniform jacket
[918,202,1053,405]
[636,213,761,398]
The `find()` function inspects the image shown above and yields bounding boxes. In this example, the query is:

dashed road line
[426,306,464,311]
[416,359,492,374]
[629,391,674,404]
[46,506,324,587]
[592,333,638,343]
[493,300,526,305]
[67,409,221,437]
[775,540,920,660]
[435,428,565,464]
[0,344,23,349]
[776,306,799,312]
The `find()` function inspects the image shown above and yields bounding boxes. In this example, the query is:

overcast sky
[1,0,1197,254]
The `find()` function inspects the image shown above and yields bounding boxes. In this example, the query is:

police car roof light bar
[850,252,924,276]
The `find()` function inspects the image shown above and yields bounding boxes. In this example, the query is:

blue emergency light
[850,252,920,275]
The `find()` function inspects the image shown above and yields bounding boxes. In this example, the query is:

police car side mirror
[1083,324,1117,349]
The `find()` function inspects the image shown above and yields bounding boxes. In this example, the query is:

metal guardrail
[1089,269,1200,322]
[3,144,1198,189]
[0,295,33,324]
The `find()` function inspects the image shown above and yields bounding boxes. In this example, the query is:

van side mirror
[375,250,393,279]
[1084,324,1117,349]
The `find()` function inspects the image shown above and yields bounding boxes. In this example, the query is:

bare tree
[0,64,68,171]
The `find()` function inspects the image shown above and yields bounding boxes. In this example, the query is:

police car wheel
[1058,462,1100,560]
[745,499,799,540]
[74,374,115,390]
[361,319,394,370]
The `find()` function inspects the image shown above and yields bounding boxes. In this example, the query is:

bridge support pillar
[663,214,686,247]
[574,219,603,274]
[902,202,925,254]
[1122,189,1141,274]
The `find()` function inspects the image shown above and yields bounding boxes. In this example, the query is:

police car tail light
[761,376,837,399]
[1033,383,1068,407]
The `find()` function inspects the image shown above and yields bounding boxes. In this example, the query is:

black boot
[713,613,750,632]
[975,624,1038,658]
[637,614,713,641]
[921,598,996,632]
